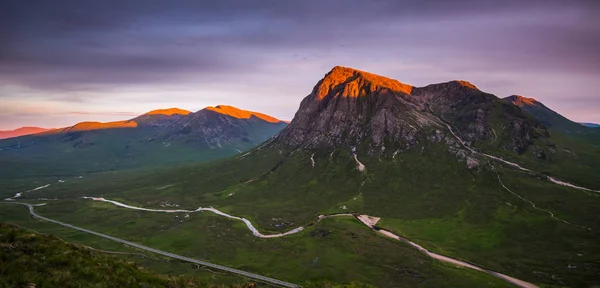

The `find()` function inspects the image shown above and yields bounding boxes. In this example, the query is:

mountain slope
[0,127,51,139]
[21,66,600,287]
[504,95,600,144]
[0,106,286,178]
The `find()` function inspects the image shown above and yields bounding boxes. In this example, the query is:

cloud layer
[1,0,599,129]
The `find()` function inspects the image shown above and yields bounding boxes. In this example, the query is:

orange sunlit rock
[144,108,191,116]
[66,120,138,132]
[315,66,413,100]
[507,95,538,107]
[206,105,283,123]
[455,80,479,90]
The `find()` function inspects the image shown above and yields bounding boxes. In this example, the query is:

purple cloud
[0,0,598,129]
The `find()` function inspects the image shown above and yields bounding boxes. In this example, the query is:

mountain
[0,106,286,177]
[280,66,546,155]
[580,122,600,128]
[504,95,600,144]
[158,105,287,150]
[0,127,51,139]
[22,66,599,287]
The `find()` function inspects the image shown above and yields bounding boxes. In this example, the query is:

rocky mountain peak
[313,66,413,100]
[158,105,287,149]
[276,66,547,157]
[453,80,478,90]
[504,95,539,107]
[277,67,430,149]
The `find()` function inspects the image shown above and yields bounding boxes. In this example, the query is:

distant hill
[580,122,600,128]
[0,127,51,139]
[0,106,287,177]
[504,95,600,144]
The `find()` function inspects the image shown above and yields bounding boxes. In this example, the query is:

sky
[1,0,599,130]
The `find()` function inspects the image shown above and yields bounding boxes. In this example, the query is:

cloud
[0,0,598,127]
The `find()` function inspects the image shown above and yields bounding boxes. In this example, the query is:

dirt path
[82,197,305,238]
[5,184,51,201]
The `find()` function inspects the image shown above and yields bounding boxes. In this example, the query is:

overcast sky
[1,0,599,129]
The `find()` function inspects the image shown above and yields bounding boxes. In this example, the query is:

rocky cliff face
[275,66,548,156]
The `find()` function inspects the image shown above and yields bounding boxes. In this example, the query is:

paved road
[7,202,300,288]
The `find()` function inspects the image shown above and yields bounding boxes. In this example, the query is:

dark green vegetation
[0,222,255,288]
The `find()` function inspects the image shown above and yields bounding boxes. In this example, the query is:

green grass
[0,222,260,288]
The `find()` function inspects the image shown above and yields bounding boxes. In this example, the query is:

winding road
[6,196,539,287]
[5,202,300,288]
[82,197,538,288]
[81,197,304,238]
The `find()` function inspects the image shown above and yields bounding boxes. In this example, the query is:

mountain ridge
[504,95,600,144]
[205,105,285,124]
[0,127,52,139]
[0,105,287,174]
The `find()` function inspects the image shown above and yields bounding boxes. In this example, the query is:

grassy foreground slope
[8,138,600,287]
[0,222,256,288]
